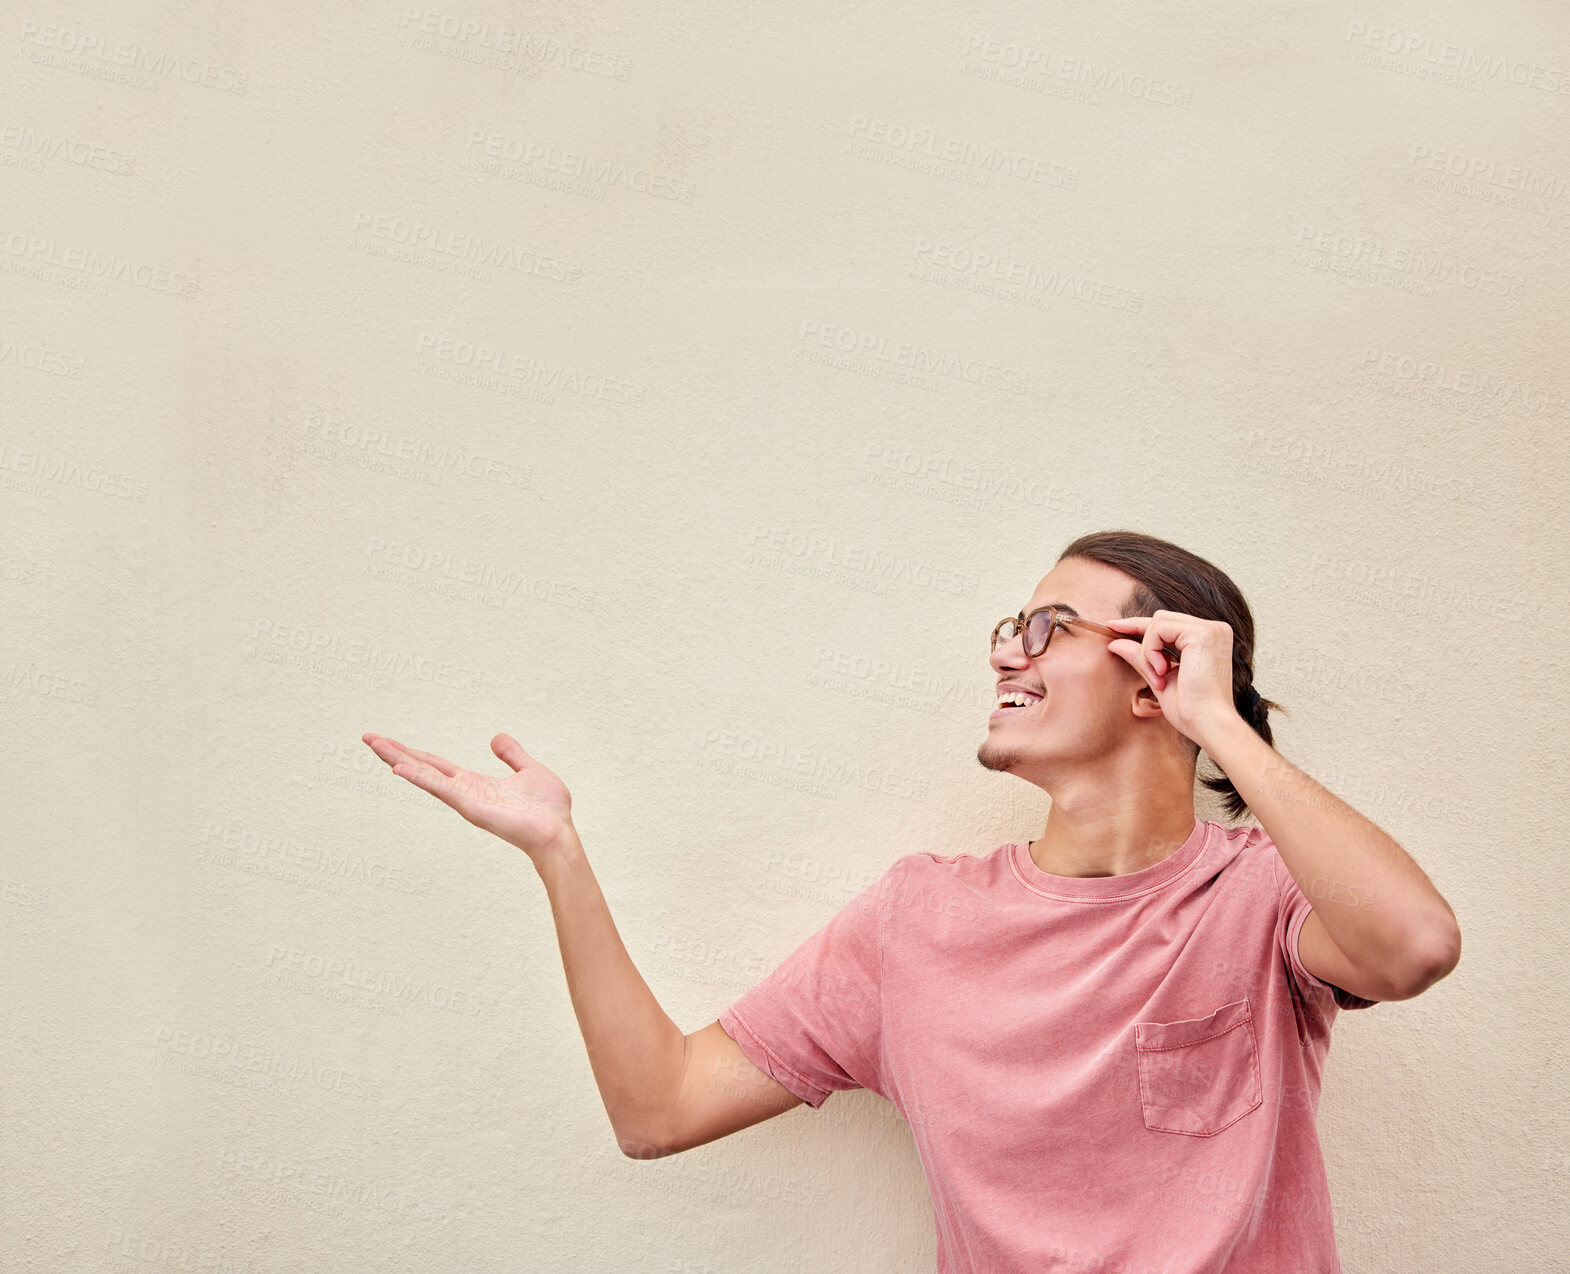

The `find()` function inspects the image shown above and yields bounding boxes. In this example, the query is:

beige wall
[4,3,1565,1270]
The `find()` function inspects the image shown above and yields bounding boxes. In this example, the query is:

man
[362,529,1460,1272]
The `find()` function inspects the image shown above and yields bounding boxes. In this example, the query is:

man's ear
[1131,683,1165,719]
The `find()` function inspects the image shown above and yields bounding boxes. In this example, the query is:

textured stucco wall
[3,3,1566,1271]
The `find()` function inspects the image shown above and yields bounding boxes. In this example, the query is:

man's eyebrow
[1032,601,1081,618]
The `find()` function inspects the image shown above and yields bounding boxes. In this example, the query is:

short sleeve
[1272,848,1379,1013]
[717,866,890,1109]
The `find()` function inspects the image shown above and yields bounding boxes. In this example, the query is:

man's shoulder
[861,844,1014,936]
[874,842,1016,905]
[1208,818,1287,896]
[892,841,1014,873]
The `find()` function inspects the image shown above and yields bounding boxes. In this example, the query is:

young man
[362,529,1460,1273]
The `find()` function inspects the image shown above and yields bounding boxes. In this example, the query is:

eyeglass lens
[996,610,1058,657]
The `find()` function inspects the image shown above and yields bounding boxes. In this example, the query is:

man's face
[976,557,1154,779]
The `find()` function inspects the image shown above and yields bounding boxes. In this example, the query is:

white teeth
[995,692,1040,709]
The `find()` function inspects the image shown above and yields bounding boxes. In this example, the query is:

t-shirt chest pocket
[1133,997,1263,1136]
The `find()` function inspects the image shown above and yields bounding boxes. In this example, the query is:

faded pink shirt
[718,818,1378,1273]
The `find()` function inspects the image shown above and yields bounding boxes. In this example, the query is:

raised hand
[1101,610,1238,749]
[361,732,575,863]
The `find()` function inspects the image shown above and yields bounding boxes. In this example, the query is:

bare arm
[361,731,802,1157]
[1196,714,1461,1000]
[530,830,688,1155]
[661,1020,804,1156]
[533,835,806,1155]
[1106,613,1461,1001]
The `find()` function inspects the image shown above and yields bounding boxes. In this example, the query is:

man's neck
[1028,808,1198,879]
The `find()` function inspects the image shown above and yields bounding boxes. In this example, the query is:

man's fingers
[392,758,468,809]
[381,750,495,804]
[363,734,415,770]
[491,733,533,772]
[364,734,461,779]
[385,739,461,778]
[370,734,541,824]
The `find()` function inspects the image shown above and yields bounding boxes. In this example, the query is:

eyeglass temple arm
[1069,615,1182,664]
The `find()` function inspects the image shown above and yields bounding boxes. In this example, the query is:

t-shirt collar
[1008,817,1211,903]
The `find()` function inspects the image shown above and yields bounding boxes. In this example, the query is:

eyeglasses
[991,606,1182,665]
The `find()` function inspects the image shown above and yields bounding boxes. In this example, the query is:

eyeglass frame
[990,605,1182,665]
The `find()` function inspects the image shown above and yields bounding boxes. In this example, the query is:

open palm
[361,732,574,860]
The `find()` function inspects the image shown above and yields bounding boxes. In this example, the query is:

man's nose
[990,635,1028,673]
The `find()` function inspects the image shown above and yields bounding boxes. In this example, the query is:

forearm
[1196,712,1460,979]
[532,826,685,1157]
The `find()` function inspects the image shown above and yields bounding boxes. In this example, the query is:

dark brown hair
[1056,529,1281,821]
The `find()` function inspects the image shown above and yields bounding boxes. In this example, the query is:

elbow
[616,1122,672,1161]
[1391,920,1462,999]
[1424,922,1463,987]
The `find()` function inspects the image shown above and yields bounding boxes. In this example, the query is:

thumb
[492,733,533,772]
[1106,637,1141,667]
[1106,639,1157,686]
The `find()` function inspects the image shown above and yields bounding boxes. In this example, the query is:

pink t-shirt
[718,817,1378,1273]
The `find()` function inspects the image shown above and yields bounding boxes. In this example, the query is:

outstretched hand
[361,732,575,861]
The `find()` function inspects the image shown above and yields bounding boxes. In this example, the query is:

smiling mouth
[991,694,1043,718]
